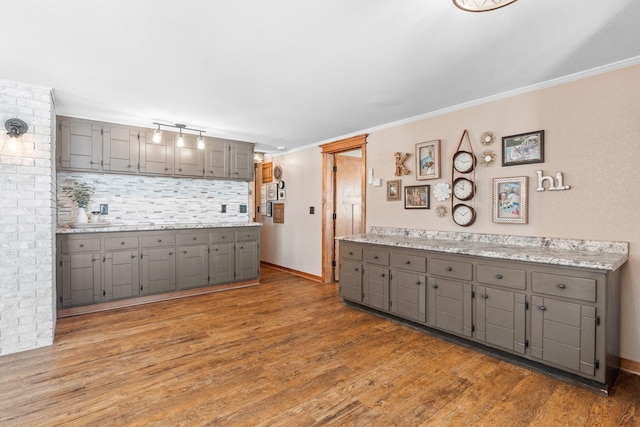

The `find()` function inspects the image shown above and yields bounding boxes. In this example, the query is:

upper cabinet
[205,138,254,181]
[56,116,255,181]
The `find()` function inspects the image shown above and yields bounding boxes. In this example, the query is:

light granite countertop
[336,227,628,271]
[57,222,262,235]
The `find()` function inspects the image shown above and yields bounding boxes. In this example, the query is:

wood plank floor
[1,265,638,426]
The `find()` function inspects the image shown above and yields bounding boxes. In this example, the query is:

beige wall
[366,65,640,363]
[264,64,640,364]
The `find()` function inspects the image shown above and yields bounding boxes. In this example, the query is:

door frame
[319,134,367,283]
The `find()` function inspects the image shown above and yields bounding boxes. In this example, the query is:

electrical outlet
[99,204,108,215]
[310,206,315,214]
[239,204,247,213]
[221,204,227,213]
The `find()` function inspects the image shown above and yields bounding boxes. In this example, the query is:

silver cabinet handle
[432,284,438,289]
[157,239,162,243]
[496,274,503,279]
[481,294,489,299]
[539,306,547,311]
[446,267,452,271]
[557,283,566,289]
[79,244,85,248]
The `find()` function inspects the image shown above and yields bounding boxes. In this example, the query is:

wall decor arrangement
[387,179,401,201]
[480,150,496,166]
[273,203,285,223]
[451,129,477,227]
[278,188,286,200]
[415,140,441,180]
[502,130,544,166]
[265,201,273,217]
[433,182,451,201]
[435,205,447,217]
[480,130,495,145]
[535,170,571,191]
[492,176,528,224]
[394,152,411,176]
[404,185,430,209]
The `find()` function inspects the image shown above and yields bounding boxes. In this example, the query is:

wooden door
[334,153,362,280]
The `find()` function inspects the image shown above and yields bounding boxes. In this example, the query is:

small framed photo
[404,185,430,209]
[493,176,528,224]
[278,189,286,200]
[502,130,544,166]
[387,179,401,201]
[265,201,273,217]
[266,183,278,201]
[415,140,441,180]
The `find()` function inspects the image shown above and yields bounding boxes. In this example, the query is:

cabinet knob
[193,237,197,240]
[380,273,385,278]
[446,267,452,271]
[405,260,411,265]
[183,251,187,254]
[432,284,438,289]
[481,294,489,299]
[557,283,566,289]
[131,255,136,259]
[79,244,85,248]
[348,251,353,255]
[120,241,125,245]
[496,274,503,279]
[539,305,547,311]
[179,168,183,172]
[222,236,226,239]
[91,258,97,262]
[373,255,378,259]
[355,268,359,272]
[168,251,173,255]
[157,239,162,243]
[164,168,169,172]
[416,281,421,285]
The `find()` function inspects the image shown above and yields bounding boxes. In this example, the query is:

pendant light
[197,131,205,150]
[152,124,162,143]
[152,122,206,149]
[176,128,185,148]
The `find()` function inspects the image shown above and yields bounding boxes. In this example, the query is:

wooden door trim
[320,134,367,283]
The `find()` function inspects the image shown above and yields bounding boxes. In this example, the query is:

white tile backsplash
[57,172,250,226]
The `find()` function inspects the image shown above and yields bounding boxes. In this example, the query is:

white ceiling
[2,0,639,153]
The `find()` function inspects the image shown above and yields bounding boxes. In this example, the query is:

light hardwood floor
[1,265,638,426]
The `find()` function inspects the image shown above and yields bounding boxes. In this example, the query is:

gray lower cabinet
[57,226,261,308]
[338,240,621,393]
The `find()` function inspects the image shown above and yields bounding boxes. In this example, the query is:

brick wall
[0,80,56,355]
[57,172,250,226]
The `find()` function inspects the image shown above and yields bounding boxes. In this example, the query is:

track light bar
[152,122,206,149]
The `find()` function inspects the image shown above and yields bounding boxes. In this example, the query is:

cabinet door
[427,277,473,337]
[339,259,362,302]
[390,270,426,323]
[210,242,234,284]
[363,265,390,311]
[175,135,205,177]
[475,286,526,354]
[206,139,229,178]
[231,141,253,180]
[235,240,259,281]
[57,117,102,170]
[60,253,102,307]
[139,130,173,175]
[177,244,209,289]
[140,248,176,295]
[531,296,597,376]
[103,250,140,300]
[102,125,139,173]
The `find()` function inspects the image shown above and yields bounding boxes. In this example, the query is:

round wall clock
[273,165,283,180]
[453,151,476,174]
[452,177,475,201]
[452,204,476,227]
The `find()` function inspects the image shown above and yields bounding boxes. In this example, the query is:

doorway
[320,134,367,283]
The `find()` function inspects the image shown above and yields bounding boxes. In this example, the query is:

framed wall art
[415,140,441,180]
[492,176,528,224]
[404,185,430,209]
[266,183,278,201]
[502,130,544,166]
[387,179,401,201]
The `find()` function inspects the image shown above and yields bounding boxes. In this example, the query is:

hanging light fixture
[152,124,162,143]
[452,0,518,12]
[153,122,206,150]
[197,131,205,150]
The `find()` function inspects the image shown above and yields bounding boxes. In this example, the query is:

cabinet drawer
[235,228,259,242]
[532,272,596,302]
[105,236,139,250]
[477,264,526,290]
[341,244,362,261]
[61,237,101,253]
[363,249,389,266]
[176,232,209,246]
[141,234,176,248]
[211,229,235,243]
[391,252,427,273]
[430,257,472,282]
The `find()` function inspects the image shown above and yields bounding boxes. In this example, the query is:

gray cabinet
[140,129,173,175]
[174,134,205,177]
[177,231,209,289]
[140,232,177,295]
[56,117,102,170]
[102,125,139,173]
[60,252,102,307]
[337,239,621,393]
[231,141,254,180]
[205,138,254,180]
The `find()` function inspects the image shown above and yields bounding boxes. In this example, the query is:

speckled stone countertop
[336,226,628,271]
[57,222,262,235]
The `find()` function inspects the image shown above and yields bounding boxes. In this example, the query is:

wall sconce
[5,118,29,139]
[153,122,206,149]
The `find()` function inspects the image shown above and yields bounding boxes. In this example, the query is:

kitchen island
[56,222,261,316]
[336,226,628,394]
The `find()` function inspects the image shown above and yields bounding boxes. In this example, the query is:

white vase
[76,207,88,224]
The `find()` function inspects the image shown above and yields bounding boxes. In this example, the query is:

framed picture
[278,188,286,200]
[492,176,528,224]
[415,140,441,180]
[273,203,285,224]
[404,185,430,209]
[265,201,273,217]
[266,183,278,201]
[387,179,401,201]
[502,130,544,166]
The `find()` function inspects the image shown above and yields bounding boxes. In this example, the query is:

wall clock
[452,177,475,201]
[453,151,476,174]
[452,204,476,227]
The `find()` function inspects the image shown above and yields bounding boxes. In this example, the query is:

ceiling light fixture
[452,0,518,12]
[153,122,206,150]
